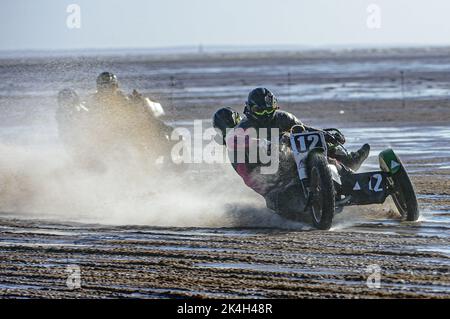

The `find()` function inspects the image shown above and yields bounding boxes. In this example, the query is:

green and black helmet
[244,87,278,122]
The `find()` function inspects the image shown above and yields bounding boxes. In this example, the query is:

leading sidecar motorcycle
[274,125,419,230]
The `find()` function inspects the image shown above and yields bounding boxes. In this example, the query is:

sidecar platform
[340,171,390,205]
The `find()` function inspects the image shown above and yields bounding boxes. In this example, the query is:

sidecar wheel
[307,151,335,230]
[389,166,419,221]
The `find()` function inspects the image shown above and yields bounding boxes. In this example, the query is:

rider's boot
[343,143,371,171]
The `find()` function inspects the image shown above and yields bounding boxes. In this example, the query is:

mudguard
[379,149,402,175]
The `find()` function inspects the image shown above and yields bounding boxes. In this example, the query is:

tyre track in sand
[0,210,448,298]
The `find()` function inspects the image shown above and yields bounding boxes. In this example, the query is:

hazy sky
[1,0,450,51]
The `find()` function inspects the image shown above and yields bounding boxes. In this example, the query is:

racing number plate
[290,131,328,180]
[290,131,327,155]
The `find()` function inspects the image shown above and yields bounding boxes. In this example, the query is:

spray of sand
[0,121,309,229]
[0,142,221,226]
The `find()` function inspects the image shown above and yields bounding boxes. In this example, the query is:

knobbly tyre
[279,125,419,230]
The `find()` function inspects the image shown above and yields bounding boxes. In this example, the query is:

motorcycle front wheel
[389,166,419,221]
[307,151,336,230]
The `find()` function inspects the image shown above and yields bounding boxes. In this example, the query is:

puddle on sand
[340,217,450,239]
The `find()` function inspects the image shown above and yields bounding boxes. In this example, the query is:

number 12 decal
[297,134,320,152]
[369,174,383,192]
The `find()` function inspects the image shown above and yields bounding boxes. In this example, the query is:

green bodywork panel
[379,149,402,175]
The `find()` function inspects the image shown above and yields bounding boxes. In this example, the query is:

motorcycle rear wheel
[307,151,336,230]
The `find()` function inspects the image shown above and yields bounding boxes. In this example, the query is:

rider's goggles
[250,104,275,116]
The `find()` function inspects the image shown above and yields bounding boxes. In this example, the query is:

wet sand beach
[0,48,449,298]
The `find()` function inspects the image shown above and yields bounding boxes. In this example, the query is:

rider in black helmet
[228,87,370,198]
[91,71,127,105]
[88,72,175,164]
[244,87,279,123]
[96,72,119,92]
[212,107,242,145]
[56,88,89,125]
[57,88,81,109]
[55,88,92,165]
[88,72,129,118]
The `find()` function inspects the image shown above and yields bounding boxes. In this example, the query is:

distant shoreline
[2,45,450,61]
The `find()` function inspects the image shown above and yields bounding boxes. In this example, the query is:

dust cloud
[0,114,293,228]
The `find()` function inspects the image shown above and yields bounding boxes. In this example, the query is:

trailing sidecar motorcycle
[56,88,177,171]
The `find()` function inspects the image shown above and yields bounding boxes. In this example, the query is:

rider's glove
[332,131,346,144]
[279,133,291,146]
[323,128,346,145]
